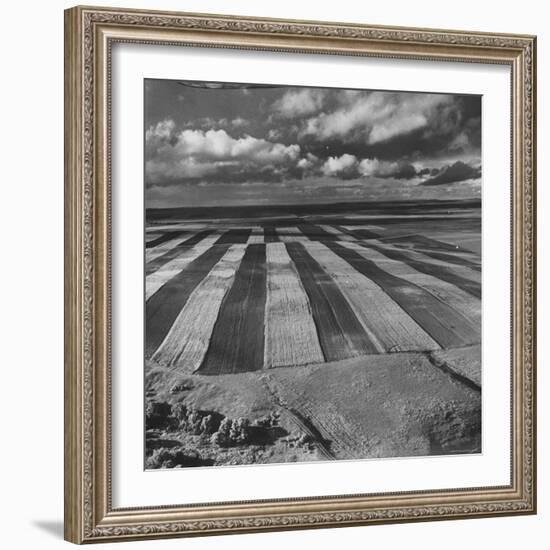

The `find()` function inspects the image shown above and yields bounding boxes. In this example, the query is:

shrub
[230,417,250,444]
[217,418,233,438]
[186,409,203,434]
[172,402,189,424]
[200,414,217,435]
[170,380,193,394]
[145,401,172,429]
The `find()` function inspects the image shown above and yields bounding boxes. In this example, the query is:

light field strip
[152,245,246,372]
[264,243,325,368]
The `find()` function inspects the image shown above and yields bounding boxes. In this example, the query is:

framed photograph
[64,5,537,544]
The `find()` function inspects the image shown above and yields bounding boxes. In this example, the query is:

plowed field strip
[264,243,325,368]
[297,224,342,242]
[305,243,439,353]
[145,233,194,264]
[151,245,246,372]
[325,242,479,348]
[216,228,252,244]
[387,234,475,254]
[247,227,265,244]
[276,226,310,242]
[145,230,187,249]
[299,224,340,242]
[384,235,480,270]
[199,244,267,374]
[318,224,356,241]
[286,242,378,360]
[337,225,381,240]
[263,226,280,243]
[145,244,230,358]
[344,243,481,329]
[145,232,162,243]
[145,230,214,276]
[363,241,481,299]
[145,234,222,299]
[408,248,481,271]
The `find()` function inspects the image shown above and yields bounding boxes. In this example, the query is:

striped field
[145,211,481,375]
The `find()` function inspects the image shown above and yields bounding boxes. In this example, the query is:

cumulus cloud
[297,153,320,171]
[179,116,251,132]
[146,118,175,139]
[146,120,301,185]
[319,154,420,180]
[420,160,481,186]
[273,89,326,118]
[301,91,453,144]
[321,154,358,178]
[176,129,300,162]
[358,158,417,180]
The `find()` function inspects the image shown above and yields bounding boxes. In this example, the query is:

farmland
[144,199,482,469]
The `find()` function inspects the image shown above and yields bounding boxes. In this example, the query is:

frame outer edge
[65,5,537,543]
[524,36,538,514]
[64,6,85,545]
[532,35,537,514]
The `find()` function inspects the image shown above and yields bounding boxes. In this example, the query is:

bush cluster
[146,400,256,448]
[146,447,202,469]
[172,403,220,435]
[254,411,280,428]
[210,417,250,447]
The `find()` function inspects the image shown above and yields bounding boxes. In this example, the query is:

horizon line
[145,197,481,211]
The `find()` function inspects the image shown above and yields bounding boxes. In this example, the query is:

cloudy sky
[145,79,481,208]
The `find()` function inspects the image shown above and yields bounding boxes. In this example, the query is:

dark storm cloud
[145,79,481,206]
[420,161,481,186]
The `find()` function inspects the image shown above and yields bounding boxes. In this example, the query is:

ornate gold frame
[64,5,537,544]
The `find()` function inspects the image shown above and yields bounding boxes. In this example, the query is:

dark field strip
[363,243,481,299]
[145,244,230,358]
[337,225,381,240]
[286,242,378,360]
[145,230,214,276]
[326,242,479,348]
[397,246,481,271]
[297,224,337,241]
[304,224,343,242]
[199,244,267,374]
[180,229,216,248]
[383,235,480,270]
[386,234,473,253]
[216,228,252,244]
[145,230,187,249]
[263,226,280,242]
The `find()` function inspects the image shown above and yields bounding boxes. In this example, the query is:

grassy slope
[145,348,481,468]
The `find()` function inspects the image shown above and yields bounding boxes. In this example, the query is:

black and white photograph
[144,78,482,469]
